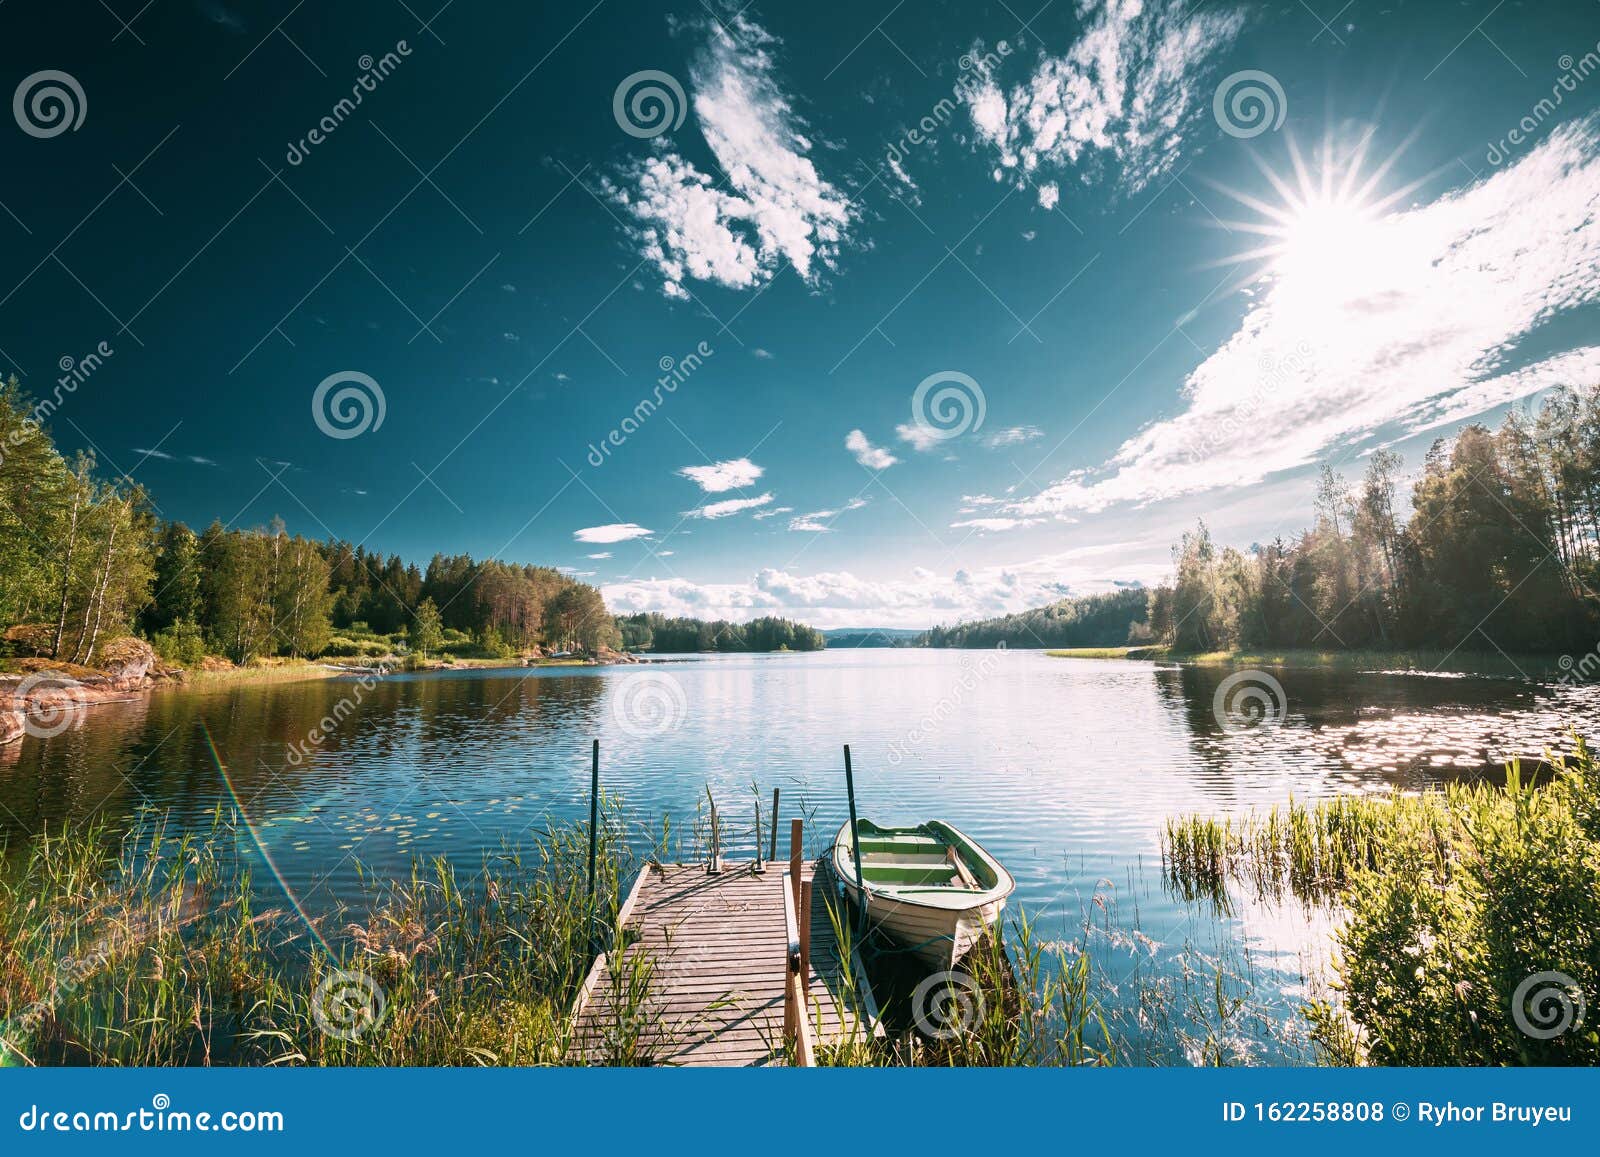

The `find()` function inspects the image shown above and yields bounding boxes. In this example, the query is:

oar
[843,744,866,934]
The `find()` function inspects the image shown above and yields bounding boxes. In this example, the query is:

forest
[614,612,826,653]
[1151,386,1600,655]
[919,589,1151,649]
[0,376,615,667]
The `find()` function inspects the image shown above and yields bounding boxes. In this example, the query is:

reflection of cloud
[1006,116,1600,518]
[968,0,1246,197]
[609,13,854,298]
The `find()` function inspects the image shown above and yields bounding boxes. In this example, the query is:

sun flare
[1209,134,1430,304]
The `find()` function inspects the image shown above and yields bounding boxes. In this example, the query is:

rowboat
[831,819,1015,970]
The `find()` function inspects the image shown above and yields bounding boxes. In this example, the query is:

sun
[1206,133,1430,305]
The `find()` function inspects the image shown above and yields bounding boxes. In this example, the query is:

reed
[0,803,644,1067]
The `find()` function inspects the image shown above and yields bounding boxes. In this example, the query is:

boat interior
[850,825,995,890]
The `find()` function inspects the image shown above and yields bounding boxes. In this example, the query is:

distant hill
[918,588,1151,649]
[821,627,923,649]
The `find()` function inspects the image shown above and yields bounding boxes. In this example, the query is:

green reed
[0,801,645,1067]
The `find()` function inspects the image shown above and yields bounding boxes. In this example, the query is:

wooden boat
[831,819,1015,969]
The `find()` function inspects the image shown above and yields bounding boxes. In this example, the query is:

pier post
[789,819,803,912]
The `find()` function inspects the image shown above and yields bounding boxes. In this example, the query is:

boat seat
[856,835,942,854]
[859,863,960,886]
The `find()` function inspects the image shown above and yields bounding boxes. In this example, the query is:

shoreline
[1,651,639,746]
[1044,645,1579,680]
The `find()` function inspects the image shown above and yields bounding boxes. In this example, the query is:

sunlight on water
[3,650,1593,1062]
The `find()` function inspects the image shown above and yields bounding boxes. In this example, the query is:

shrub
[150,619,207,667]
[1166,737,1600,1065]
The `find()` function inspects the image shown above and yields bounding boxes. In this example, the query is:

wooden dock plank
[568,860,880,1067]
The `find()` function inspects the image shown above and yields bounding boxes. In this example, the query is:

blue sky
[4,0,1600,627]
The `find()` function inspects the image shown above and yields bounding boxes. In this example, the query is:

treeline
[614,612,825,653]
[0,377,616,667]
[1151,386,1600,653]
[919,589,1150,649]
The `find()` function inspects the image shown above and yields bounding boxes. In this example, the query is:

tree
[408,597,444,656]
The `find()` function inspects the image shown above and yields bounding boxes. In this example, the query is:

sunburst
[1204,130,1439,305]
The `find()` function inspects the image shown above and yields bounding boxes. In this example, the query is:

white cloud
[845,429,898,469]
[678,457,765,491]
[894,422,945,453]
[1002,117,1600,519]
[601,541,1160,629]
[788,497,868,533]
[587,552,613,559]
[574,523,654,543]
[752,347,774,359]
[968,0,1246,196]
[609,14,855,298]
[686,492,775,519]
[752,505,794,520]
[981,425,1044,449]
[950,517,1041,532]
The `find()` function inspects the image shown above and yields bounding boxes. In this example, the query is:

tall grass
[1162,736,1600,1065]
[0,804,644,1066]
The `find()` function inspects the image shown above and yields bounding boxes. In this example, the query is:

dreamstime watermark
[13,70,85,138]
[0,341,113,469]
[17,1095,284,1135]
[1212,669,1288,731]
[613,70,687,138]
[883,41,1012,176]
[283,660,395,765]
[312,370,386,439]
[587,340,713,466]
[1184,341,1313,465]
[911,970,986,1040]
[1556,640,1600,685]
[908,370,986,444]
[1485,47,1600,167]
[311,969,388,1042]
[12,672,87,739]
[887,644,1007,765]
[285,42,412,164]
[610,671,688,737]
[1510,970,1586,1041]
[5,945,111,1041]
[1213,70,1287,139]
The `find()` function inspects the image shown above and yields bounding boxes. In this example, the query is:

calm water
[4,650,1595,1062]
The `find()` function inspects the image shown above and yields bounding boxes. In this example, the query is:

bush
[1167,737,1600,1065]
[150,620,207,667]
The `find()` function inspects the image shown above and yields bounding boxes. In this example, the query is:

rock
[1,709,23,747]
[98,637,156,691]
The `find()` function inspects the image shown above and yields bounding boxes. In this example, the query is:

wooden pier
[569,821,882,1066]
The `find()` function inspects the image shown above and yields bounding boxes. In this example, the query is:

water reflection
[2,650,1593,1062]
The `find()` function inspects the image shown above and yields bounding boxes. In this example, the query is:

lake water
[3,650,1595,1063]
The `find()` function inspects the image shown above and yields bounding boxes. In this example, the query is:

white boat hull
[839,875,1007,970]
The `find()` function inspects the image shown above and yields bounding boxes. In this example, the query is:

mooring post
[799,878,813,985]
[769,788,780,863]
[753,792,765,873]
[586,740,600,907]
[789,818,803,912]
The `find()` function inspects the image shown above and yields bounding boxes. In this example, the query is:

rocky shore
[1,637,158,747]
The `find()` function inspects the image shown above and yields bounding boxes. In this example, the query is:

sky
[3,0,1599,629]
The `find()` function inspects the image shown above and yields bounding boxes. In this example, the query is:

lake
[3,649,1594,1063]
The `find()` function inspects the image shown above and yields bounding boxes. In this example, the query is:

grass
[1163,737,1600,1065]
[1049,644,1577,678]
[0,803,645,1067]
